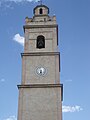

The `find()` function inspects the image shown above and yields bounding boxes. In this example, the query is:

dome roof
[33,4,49,15]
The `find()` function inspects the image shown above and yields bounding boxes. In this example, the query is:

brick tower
[17,4,63,120]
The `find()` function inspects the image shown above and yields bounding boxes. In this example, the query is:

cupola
[33,5,49,16]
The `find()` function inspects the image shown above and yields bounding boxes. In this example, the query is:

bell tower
[17,4,63,120]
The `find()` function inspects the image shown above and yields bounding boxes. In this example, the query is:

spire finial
[38,0,43,5]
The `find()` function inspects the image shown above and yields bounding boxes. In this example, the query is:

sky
[0,0,90,120]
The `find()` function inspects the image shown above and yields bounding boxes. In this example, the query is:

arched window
[36,35,45,49]
[39,8,43,14]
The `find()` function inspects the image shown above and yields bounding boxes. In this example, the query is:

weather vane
[38,0,43,5]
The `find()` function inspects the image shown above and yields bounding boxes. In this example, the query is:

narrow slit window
[39,8,43,14]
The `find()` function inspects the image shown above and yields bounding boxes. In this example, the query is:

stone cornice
[21,52,60,57]
[21,52,60,72]
[17,84,63,101]
[17,84,63,88]
[23,24,58,30]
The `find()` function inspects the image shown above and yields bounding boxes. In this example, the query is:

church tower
[17,4,63,120]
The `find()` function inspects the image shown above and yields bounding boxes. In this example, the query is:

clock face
[36,67,46,76]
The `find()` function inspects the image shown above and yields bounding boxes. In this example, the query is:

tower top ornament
[38,0,43,5]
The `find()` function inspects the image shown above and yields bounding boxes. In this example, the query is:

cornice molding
[21,52,60,57]
[17,84,63,101]
[23,24,58,30]
[17,83,63,88]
